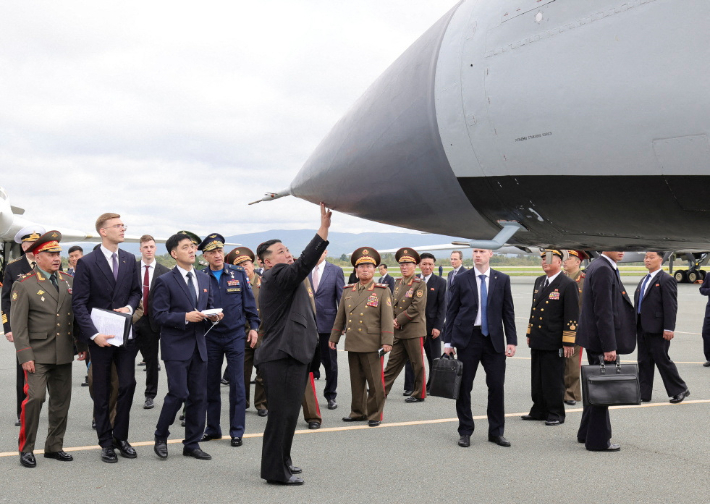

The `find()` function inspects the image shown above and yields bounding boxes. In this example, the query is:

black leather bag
[581,358,641,407]
[429,354,463,400]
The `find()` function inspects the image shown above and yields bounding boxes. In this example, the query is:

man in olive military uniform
[330,247,394,427]
[383,248,428,402]
[521,250,579,426]
[2,225,45,426]
[562,250,588,405]
[10,231,87,468]
[225,247,268,417]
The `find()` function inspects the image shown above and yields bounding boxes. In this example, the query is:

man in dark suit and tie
[576,251,636,452]
[67,245,83,276]
[151,232,222,460]
[255,203,331,485]
[377,264,395,293]
[72,213,142,463]
[634,251,689,403]
[444,248,517,448]
[308,249,344,410]
[404,252,446,394]
[134,235,170,410]
[446,250,466,301]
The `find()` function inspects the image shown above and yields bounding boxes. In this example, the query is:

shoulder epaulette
[344,283,355,289]
[374,283,388,289]
[8,256,21,265]
[227,264,245,272]
[19,272,37,282]
[411,277,421,282]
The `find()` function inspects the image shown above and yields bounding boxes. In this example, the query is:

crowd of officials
[0,205,698,483]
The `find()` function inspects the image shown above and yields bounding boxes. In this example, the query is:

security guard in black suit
[521,250,578,426]
[198,234,260,447]
[2,225,45,426]
[634,251,689,403]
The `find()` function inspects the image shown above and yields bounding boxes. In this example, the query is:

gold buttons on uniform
[541,309,544,312]
[360,313,363,316]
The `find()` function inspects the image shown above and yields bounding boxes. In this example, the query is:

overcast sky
[0,1,455,239]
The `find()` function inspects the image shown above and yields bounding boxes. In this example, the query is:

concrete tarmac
[1,275,708,503]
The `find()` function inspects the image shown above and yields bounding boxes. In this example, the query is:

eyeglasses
[103,224,127,231]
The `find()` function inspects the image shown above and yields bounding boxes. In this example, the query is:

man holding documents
[151,232,223,460]
[11,231,87,468]
[198,233,259,448]
[72,213,142,464]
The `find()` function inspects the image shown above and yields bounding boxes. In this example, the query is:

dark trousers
[404,332,441,391]
[16,360,24,419]
[577,353,612,450]
[135,318,160,399]
[528,348,566,422]
[260,357,309,483]
[18,363,72,453]
[637,326,687,400]
[455,328,506,437]
[155,348,207,449]
[89,340,137,448]
[205,333,246,439]
[701,304,710,361]
[244,342,266,410]
[312,332,338,400]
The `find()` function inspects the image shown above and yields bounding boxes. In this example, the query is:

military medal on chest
[366,293,379,307]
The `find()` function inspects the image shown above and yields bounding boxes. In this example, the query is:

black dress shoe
[669,389,690,404]
[183,447,211,460]
[143,397,154,409]
[231,437,242,447]
[405,396,424,403]
[327,399,338,410]
[267,476,304,485]
[458,435,470,448]
[179,413,185,421]
[15,418,20,427]
[545,419,563,426]
[577,438,585,444]
[138,361,146,366]
[289,465,302,474]
[402,390,413,396]
[154,439,168,459]
[113,439,137,458]
[704,361,710,367]
[81,375,89,387]
[588,443,621,452]
[564,400,577,405]
[201,433,220,442]
[308,422,321,429]
[488,435,511,447]
[641,398,651,403]
[20,452,36,468]
[520,414,543,421]
[44,450,73,461]
[368,420,381,427]
[342,416,367,422]
[101,447,118,463]
[257,409,268,417]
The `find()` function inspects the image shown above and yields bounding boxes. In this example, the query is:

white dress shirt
[91,245,133,340]
[473,267,490,327]
[176,265,200,302]
[141,259,156,291]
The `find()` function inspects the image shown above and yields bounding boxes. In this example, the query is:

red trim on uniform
[379,356,385,421]
[309,372,321,417]
[419,337,427,399]
[18,369,30,452]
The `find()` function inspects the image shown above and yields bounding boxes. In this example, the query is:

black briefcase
[429,354,463,400]
[581,358,641,407]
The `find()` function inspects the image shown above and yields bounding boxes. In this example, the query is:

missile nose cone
[290,4,493,238]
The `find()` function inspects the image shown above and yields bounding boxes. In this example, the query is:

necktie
[479,274,488,336]
[50,273,59,291]
[143,265,151,314]
[312,267,320,292]
[637,274,651,314]
[186,271,198,308]
[31,261,36,269]
[111,253,119,281]
[450,269,457,286]
[543,278,549,289]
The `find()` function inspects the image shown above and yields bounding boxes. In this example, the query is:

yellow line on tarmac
[2,399,707,458]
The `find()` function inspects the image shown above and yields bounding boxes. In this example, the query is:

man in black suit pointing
[255,203,331,485]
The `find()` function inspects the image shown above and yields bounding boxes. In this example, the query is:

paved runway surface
[1,276,708,503]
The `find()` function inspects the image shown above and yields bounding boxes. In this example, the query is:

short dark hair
[451,250,463,260]
[140,234,155,244]
[257,239,281,262]
[649,251,666,262]
[166,233,192,254]
[68,245,83,254]
[420,252,435,262]
[378,264,387,270]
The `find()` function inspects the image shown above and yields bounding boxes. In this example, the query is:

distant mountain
[113,229,471,258]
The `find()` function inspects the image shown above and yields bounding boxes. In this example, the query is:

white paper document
[91,308,131,347]
[201,308,223,316]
